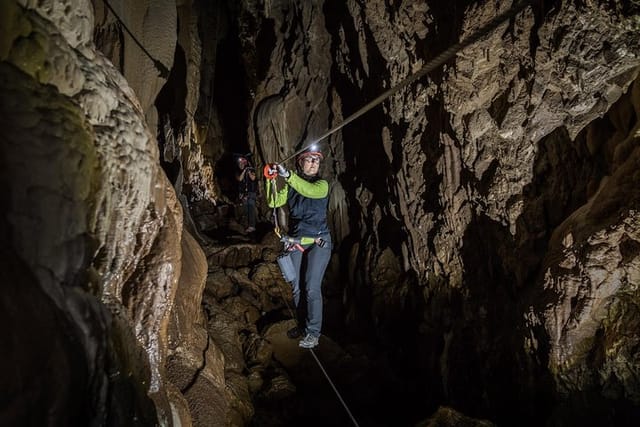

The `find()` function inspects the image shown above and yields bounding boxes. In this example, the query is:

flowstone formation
[1,1,224,425]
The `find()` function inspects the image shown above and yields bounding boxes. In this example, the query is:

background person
[235,156,257,233]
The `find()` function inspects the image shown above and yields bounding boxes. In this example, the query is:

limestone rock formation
[2,0,640,426]
[532,80,640,409]
[417,406,495,427]
[237,0,640,424]
[1,1,222,424]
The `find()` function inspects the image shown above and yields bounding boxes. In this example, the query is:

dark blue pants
[246,192,256,227]
[288,234,331,337]
[239,192,256,228]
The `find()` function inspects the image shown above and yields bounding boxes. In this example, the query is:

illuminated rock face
[1,0,640,426]
[238,0,640,423]
[0,1,211,425]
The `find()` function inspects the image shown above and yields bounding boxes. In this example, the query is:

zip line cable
[100,0,170,78]
[309,348,360,427]
[273,277,361,427]
[277,0,533,164]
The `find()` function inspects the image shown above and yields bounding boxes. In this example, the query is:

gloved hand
[276,163,290,178]
[263,164,278,179]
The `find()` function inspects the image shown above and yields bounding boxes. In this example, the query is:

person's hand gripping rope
[263,163,289,179]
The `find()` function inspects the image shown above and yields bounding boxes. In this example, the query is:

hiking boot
[287,326,302,339]
[298,333,319,349]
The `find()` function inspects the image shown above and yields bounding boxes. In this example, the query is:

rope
[277,0,533,164]
[269,174,282,237]
[309,348,360,427]
[273,282,360,426]
[100,0,170,78]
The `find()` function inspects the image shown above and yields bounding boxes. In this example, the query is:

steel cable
[308,348,361,426]
[100,0,170,78]
[277,0,533,164]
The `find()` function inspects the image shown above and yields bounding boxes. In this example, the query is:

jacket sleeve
[265,178,289,207]
[286,172,329,198]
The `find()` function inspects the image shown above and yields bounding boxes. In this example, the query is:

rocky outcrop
[417,406,495,427]
[166,231,227,426]
[236,0,640,424]
[0,1,219,425]
[529,79,640,416]
[92,0,176,130]
[200,235,287,426]
[93,0,221,211]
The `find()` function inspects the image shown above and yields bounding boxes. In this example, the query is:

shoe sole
[299,344,318,349]
[298,339,319,349]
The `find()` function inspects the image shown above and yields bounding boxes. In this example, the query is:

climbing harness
[277,0,533,165]
[267,171,302,281]
[282,235,327,248]
[276,236,328,282]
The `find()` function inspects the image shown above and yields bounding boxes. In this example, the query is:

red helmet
[296,146,323,164]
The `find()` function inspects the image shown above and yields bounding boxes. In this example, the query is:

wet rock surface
[2,0,640,426]
[2,1,201,424]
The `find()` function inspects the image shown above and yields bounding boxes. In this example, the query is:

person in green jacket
[266,147,331,349]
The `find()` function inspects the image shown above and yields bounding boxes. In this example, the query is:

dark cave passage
[213,22,250,154]
[155,44,187,186]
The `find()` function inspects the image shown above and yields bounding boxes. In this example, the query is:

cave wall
[533,80,640,420]
[93,0,222,214]
[0,0,232,425]
[233,0,640,423]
